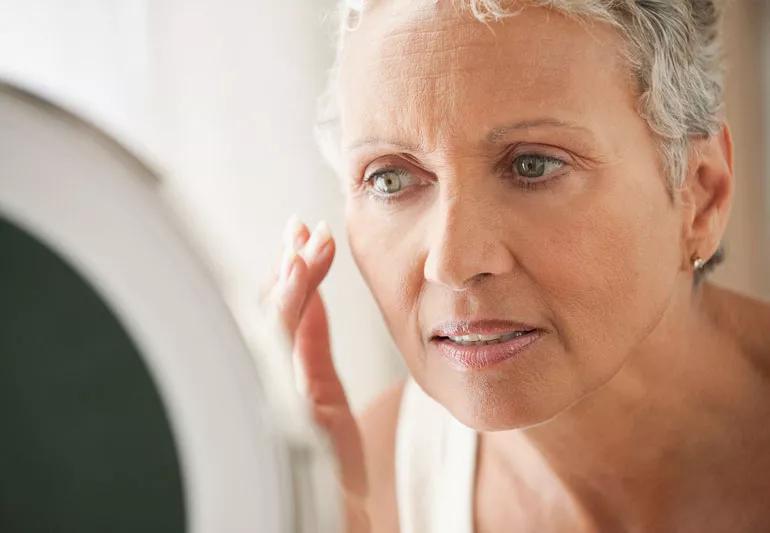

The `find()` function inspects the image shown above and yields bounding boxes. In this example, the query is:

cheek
[522,167,681,380]
[345,203,426,364]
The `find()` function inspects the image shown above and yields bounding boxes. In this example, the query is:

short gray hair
[316,0,727,277]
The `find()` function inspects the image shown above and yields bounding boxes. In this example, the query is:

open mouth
[430,329,542,369]
[435,329,536,346]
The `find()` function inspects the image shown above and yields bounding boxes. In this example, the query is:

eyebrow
[485,118,596,144]
[345,117,597,153]
[345,137,421,152]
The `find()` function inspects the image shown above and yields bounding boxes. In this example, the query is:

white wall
[148,0,405,410]
[0,1,153,161]
[0,0,404,410]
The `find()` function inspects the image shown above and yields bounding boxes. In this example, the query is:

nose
[423,190,516,291]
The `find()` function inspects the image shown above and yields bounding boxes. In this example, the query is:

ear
[678,122,734,270]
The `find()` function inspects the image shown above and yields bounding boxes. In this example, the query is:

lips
[429,318,543,370]
[429,318,538,340]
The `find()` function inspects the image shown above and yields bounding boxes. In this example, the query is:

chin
[443,384,576,432]
[415,372,579,432]
[416,340,595,432]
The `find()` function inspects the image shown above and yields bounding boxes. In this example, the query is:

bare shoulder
[358,378,406,533]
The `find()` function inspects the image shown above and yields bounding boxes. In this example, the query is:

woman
[263,1,770,531]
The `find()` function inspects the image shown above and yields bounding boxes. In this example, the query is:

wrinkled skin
[340,2,690,430]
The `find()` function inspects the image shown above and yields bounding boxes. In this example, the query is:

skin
[265,1,770,531]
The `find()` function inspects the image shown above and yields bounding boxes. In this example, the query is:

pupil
[518,155,545,177]
[377,173,400,193]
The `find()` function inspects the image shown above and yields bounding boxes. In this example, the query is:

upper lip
[429,318,539,340]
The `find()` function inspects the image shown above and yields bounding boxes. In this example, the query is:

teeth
[450,333,502,342]
[446,331,528,345]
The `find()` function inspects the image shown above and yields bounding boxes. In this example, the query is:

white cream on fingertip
[283,213,303,250]
[315,220,331,243]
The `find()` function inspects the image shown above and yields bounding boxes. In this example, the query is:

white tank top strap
[395,377,478,533]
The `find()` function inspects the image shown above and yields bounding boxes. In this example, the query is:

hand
[262,215,370,533]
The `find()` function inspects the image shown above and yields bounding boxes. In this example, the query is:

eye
[364,167,417,198]
[512,154,565,180]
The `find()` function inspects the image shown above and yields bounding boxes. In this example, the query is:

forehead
[338,1,634,150]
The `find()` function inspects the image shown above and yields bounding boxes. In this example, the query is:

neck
[485,281,766,528]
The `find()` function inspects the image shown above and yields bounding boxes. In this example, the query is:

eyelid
[500,146,574,193]
[364,166,409,181]
[514,154,566,175]
[362,153,425,177]
[507,143,572,163]
[361,152,437,189]
[360,165,425,203]
[504,145,573,177]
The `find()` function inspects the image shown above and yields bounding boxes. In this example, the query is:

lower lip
[431,330,543,370]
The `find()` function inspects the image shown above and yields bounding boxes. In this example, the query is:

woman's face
[339,1,686,430]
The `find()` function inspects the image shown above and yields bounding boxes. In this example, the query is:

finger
[258,217,311,307]
[282,219,335,328]
[271,247,311,335]
[269,221,334,337]
[283,213,311,252]
[298,220,335,290]
[294,290,345,403]
[293,290,367,498]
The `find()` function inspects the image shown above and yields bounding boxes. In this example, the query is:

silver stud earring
[691,254,707,271]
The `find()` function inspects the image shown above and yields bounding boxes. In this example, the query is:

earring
[691,253,707,271]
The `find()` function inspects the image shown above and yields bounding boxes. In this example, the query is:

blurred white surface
[0,0,404,410]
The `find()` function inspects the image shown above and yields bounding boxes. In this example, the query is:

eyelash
[504,154,568,193]
[360,153,569,203]
[361,167,414,205]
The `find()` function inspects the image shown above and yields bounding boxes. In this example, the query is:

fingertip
[294,223,311,251]
[321,237,336,261]
[284,214,311,251]
[315,219,331,240]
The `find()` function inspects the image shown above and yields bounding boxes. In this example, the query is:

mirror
[0,81,340,533]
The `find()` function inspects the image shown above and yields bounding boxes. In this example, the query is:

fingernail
[283,213,303,251]
[304,220,331,259]
[293,231,308,252]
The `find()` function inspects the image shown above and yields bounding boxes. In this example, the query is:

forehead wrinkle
[376,16,496,61]
[376,42,493,66]
[486,119,600,144]
[341,4,635,167]
[380,17,492,45]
